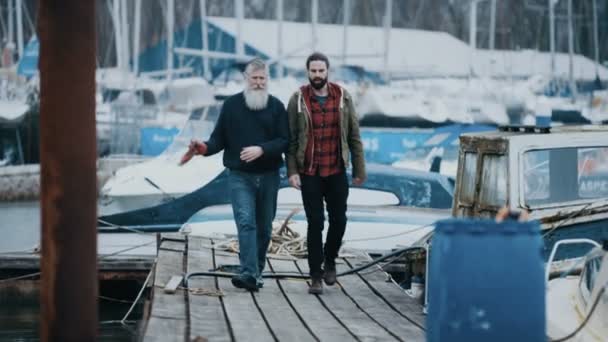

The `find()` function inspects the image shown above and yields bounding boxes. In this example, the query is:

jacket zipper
[301,94,315,174]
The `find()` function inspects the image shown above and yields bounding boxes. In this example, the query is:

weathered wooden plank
[158,239,187,253]
[164,275,183,294]
[154,241,186,285]
[162,233,187,242]
[144,316,187,342]
[147,286,187,320]
[335,261,425,341]
[187,237,232,342]
[296,260,398,342]
[213,250,274,342]
[243,257,316,342]
[144,240,187,341]
[269,259,356,341]
[344,257,426,329]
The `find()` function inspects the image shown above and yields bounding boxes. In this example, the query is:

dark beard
[309,76,327,90]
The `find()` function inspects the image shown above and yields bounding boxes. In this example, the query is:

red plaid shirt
[302,83,343,177]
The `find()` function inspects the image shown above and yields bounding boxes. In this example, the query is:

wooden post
[38,0,98,340]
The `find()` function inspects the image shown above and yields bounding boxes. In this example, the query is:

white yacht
[99,103,223,215]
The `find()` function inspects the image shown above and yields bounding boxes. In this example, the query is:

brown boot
[308,277,323,295]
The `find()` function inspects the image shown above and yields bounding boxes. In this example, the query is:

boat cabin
[453,125,608,225]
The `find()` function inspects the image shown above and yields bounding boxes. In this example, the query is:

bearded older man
[181,58,289,291]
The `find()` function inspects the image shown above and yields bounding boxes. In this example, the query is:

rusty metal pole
[38,1,98,341]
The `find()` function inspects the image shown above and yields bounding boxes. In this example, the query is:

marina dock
[143,234,426,341]
[0,232,156,296]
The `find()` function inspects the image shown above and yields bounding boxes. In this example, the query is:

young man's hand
[289,174,301,190]
[352,177,365,186]
[240,146,263,163]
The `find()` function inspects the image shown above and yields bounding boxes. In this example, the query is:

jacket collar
[299,82,343,115]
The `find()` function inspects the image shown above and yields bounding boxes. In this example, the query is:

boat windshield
[160,104,221,157]
[523,147,608,207]
[213,67,245,87]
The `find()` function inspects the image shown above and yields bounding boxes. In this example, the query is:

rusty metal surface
[38,1,98,341]
[98,271,150,281]
[459,135,509,154]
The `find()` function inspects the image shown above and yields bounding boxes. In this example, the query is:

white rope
[120,261,156,325]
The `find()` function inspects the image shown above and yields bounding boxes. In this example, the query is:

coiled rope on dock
[213,208,308,259]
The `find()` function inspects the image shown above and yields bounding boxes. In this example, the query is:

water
[0,201,143,340]
[0,296,141,341]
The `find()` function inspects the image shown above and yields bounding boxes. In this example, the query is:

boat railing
[545,238,601,282]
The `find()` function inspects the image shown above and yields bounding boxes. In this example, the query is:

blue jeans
[229,169,280,281]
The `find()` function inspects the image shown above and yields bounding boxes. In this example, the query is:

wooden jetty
[143,234,426,341]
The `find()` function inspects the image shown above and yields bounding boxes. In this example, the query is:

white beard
[244,88,269,111]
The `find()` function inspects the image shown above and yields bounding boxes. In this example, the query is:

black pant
[300,172,349,277]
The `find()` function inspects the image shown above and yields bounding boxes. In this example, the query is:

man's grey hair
[244,58,268,76]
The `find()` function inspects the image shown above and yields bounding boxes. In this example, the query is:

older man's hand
[240,146,264,163]
[179,140,207,165]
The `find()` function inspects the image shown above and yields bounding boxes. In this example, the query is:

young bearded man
[286,52,366,294]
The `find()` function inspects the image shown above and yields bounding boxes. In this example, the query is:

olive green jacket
[286,84,366,179]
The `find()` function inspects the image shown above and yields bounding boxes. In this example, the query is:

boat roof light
[497,125,551,134]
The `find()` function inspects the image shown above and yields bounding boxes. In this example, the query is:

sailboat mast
[342,0,350,65]
[167,0,174,82]
[567,0,577,99]
[112,0,123,69]
[133,0,141,75]
[469,0,478,77]
[235,0,244,58]
[592,0,599,76]
[383,0,392,82]
[8,0,13,47]
[121,0,129,72]
[200,0,211,80]
[276,0,284,77]
[489,0,496,50]
[311,0,318,51]
[16,0,23,59]
[549,0,555,78]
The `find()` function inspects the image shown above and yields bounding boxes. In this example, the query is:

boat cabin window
[479,154,507,207]
[137,89,157,105]
[523,147,608,207]
[460,152,478,204]
[579,254,603,304]
[578,147,608,198]
[160,104,221,156]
